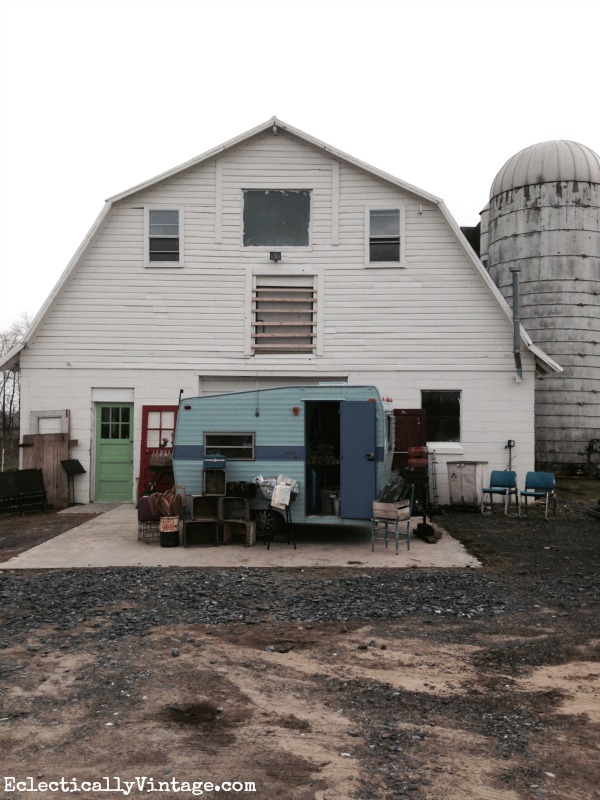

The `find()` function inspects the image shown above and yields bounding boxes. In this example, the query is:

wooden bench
[0,469,48,514]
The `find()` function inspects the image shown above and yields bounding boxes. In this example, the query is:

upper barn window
[146,208,182,266]
[243,190,311,247]
[368,208,404,265]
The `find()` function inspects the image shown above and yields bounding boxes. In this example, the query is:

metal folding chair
[519,472,557,519]
[481,470,519,515]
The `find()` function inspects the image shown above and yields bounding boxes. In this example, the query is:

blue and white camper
[173,385,394,529]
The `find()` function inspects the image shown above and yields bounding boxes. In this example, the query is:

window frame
[365,206,405,267]
[204,432,256,461]
[241,189,312,251]
[100,405,131,441]
[421,390,461,443]
[144,408,176,449]
[145,206,184,268]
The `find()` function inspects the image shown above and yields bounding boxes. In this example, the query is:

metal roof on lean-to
[490,140,600,197]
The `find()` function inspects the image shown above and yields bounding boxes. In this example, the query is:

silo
[480,140,600,472]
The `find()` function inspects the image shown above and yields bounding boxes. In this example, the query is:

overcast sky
[1,0,598,331]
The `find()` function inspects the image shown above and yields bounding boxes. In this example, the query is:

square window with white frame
[147,208,182,266]
[243,190,311,248]
[368,208,403,264]
[421,390,461,442]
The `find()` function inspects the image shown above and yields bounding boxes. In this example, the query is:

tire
[264,509,285,536]
[253,508,286,537]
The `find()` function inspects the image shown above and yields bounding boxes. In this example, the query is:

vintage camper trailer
[173,385,394,528]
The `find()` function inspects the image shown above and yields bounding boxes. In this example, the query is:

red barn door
[138,405,178,496]
[393,409,426,471]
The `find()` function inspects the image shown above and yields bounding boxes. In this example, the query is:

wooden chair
[371,484,414,554]
[519,472,557,519]
[481,470,519,515]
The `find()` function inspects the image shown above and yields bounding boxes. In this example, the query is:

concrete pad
[0,504,480,570]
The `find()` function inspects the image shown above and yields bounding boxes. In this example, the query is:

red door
[393,409,426,471]
[138,405,178,496]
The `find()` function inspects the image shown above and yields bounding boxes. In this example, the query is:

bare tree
[1,313,31,451]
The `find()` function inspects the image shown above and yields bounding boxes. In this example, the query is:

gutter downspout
[510,268,523,382]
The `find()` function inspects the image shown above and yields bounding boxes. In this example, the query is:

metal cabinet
[447,461,488,508]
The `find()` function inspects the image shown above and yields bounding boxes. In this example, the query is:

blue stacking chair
[519,472,557,519]
[481,470,519,515]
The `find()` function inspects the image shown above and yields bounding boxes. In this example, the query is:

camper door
[340,401,377,519]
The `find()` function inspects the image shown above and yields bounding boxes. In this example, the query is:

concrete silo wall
[481,181,600,471]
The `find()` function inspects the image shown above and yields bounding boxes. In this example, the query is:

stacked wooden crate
[184,494,221,546]
[202,467,227,496]
[183,467,256,547]
[184,459,226,545]
[221,497,256,547]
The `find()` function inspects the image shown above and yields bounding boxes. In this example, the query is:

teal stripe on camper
[172,445,201,461]
[174,445,305,461]
[175,445,381,461]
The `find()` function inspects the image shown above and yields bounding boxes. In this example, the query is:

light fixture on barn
[270,251,282,263]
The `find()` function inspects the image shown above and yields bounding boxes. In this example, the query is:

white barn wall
[324,368,535,502]
[16,124,541,504]
[26,131,514,371]
[21,368,198,503]
[20,364,535,506]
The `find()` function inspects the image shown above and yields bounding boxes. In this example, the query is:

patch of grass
[555,477,600,503]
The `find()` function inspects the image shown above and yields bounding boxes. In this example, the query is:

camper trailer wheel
[253,508,286,538]
[264,508,285,536]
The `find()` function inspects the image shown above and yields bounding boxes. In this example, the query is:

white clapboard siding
[31,130,506,360]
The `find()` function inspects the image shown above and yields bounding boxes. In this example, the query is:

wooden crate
[372,499,410,520]
[223,520,256,547]
[183,520,219,547]
[220,496,250,520]
[192,494,220,519]
[202,469,227,496]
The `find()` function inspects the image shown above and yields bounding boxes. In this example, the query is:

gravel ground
[0,488,599,800]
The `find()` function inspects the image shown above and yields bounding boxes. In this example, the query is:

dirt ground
[0,512,102,562]
[0,479,599,800]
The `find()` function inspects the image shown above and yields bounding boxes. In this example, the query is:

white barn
[0,118,560,508]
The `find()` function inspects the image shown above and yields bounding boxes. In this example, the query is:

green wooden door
[95,404,134,501]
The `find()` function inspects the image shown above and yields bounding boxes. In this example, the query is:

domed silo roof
[490,140,600,197]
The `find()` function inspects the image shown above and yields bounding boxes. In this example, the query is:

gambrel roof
[0,117,561,374]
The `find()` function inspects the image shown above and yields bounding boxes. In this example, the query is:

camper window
[204,433,255,460]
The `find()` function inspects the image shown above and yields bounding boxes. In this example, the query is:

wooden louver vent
[252,285,316,353]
